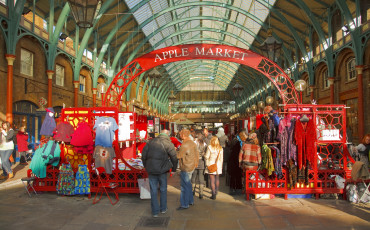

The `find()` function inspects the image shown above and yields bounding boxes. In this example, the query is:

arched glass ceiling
[182,82,223,91]
[125,0,276,91]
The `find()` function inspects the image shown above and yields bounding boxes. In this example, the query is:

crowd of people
[141,126,261,217]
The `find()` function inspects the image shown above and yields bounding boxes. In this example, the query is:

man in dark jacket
[142,129,177,217]
[227,130,247,195]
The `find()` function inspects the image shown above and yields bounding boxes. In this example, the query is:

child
[16,126,29,165]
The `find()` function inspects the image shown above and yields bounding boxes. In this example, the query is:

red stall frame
[28,107,147,194]
[244,104,355,200]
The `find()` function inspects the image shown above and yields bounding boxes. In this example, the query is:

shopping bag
[138,178,151,199]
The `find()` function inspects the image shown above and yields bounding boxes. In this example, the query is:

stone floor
[0,167,369,230]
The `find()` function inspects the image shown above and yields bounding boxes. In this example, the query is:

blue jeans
[0,149,13,175]
[148,173,168,215]
[180,170,194,208]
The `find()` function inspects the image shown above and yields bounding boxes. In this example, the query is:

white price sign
[321,129,340,141]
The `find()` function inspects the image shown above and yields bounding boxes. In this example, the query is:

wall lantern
[67,0,102,28]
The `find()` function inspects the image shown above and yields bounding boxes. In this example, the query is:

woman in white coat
[204,136,223,200]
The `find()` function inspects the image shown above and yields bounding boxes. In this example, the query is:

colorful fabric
[53,122,75,143]
[276,117,297,166]
[93,117,118,147]
[261,145,275,176]
[40,107,56,136]
[239,143,261,171]
[30,140,61,178]
[56,163,75,195]
[271,146,283,179]
[295,119,316,170]
[71,122,94,147]
[74,165,90,195]
[93,146,116,174]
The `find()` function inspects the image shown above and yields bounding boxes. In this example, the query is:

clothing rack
[264,142,280,145]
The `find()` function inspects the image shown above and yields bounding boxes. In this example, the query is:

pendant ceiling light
[67,0,102,28]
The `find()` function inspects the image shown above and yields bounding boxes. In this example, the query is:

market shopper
[203,128,213,145]
[227,130,248,195]
[16,126,29,165]
[142,129,178,217]
[356,134,370,167]
[191,133,207,199]
[0,122,15,179]
[216,127,228,175]
[177,129,199,210]
[205,136,224,200]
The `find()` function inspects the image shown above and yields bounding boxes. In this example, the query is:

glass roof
[125,0,276,91]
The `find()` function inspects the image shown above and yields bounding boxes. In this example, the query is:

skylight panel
[134,4,152,24]
[150,0,166,14]
[142,21,157,36]
[236,13,246,25]
[125,0,141,9]
[240,0,253,10]
[156,14,168,27]
[203,6,213,17]
[230,11,238,22]
[189,7,200,17]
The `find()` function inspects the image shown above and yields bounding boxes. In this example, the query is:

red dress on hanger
[294,119,316,169]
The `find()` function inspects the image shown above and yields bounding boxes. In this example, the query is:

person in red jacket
[16,126,29,165]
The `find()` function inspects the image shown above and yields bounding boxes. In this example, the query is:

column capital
[92,88,97,94]
[73,81,79,89]
[5,54,16,66]
[328,77,335,85]
[355,65,364,75]
[46,70,54,79]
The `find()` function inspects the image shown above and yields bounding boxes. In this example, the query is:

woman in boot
[191,133,207,199]
[205,136,223,200]
[0,122,15,180]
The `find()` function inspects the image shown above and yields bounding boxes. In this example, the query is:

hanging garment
[265,117,277,144]
[93,117,119,147]
[93,145,116,174]
[256,114,264,130]
[30,140,61,178]
[295,119,316,170]
[270,146,283,179]
[56,163,75,195]
[239,143,261,171]
[70,122,94,147]
[74,165,90,195]
[261,144,275,176]
[53,122,75,143]
[276,118,297,166]
[40,107,56,136]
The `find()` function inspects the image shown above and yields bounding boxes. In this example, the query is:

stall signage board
[118,112,134,141]
[321,129,340,141]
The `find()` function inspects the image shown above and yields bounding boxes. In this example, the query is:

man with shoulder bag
[142,129,178,217]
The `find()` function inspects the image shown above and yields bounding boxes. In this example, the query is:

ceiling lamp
[246,107,251,113]
[232,83,243,97]
[260,29,282,62]
[168,90,176,105]
[67,0,102,28]
[258,101,265,109]
[251,104,257,111]
[266,96,274,105]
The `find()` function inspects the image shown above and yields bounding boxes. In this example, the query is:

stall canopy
[175,116,195,125]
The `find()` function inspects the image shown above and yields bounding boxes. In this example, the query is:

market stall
[244,104,355,200]
[28,107,147,194]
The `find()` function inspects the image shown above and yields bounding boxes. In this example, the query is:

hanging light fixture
[232,82,243,97]
[168,90,176,105]
[258,101,265,109]
[266,96,274,105]
[259,1,282,62]
[67,0,102,28]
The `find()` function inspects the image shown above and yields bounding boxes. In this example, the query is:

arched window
[322,68,329,90]
[13,100,38,114]
[346,57,356,81]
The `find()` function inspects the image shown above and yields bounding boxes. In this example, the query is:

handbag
[207,149,220,173]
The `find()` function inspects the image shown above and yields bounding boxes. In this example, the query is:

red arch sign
[105,44,299,108]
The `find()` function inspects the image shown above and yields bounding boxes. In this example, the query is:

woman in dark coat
[227,130,248,194]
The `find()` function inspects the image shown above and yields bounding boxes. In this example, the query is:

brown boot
[0,175,7,180]
[8,173,14,179]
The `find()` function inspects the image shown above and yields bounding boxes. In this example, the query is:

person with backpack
[191,133,207,199]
